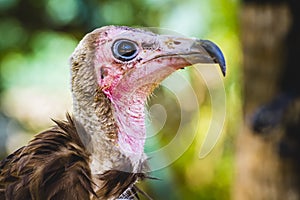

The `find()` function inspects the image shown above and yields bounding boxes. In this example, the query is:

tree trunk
[234,1,300,200]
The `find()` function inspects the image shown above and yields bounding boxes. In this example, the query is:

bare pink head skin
[70,26,225,174]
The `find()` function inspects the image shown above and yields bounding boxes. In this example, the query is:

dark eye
[112,39,139,61]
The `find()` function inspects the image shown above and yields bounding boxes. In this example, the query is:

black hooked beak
[195,39,226,76]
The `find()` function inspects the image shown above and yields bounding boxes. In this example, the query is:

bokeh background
[2,0,298,199]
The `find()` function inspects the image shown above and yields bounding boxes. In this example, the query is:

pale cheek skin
[96,55,192,156]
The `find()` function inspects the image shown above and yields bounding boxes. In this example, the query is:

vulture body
[0,26,225,199]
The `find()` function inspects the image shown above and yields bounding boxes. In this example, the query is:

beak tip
[220,62,226,77]
[221,67,226,77]
[200,40,226,77]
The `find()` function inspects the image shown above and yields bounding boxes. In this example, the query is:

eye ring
[112,39,139,62]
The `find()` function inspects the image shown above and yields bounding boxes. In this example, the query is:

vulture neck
[72,89,122,174]
[72,81,147,174]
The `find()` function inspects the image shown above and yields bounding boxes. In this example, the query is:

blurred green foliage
[0,0,241,199]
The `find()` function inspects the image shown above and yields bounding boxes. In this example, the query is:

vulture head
[70,25,225,194]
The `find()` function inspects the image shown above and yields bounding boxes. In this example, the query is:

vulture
[0,26,225,200]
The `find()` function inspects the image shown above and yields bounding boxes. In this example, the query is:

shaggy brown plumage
[0,114,95,200]
[0,114,147,200]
